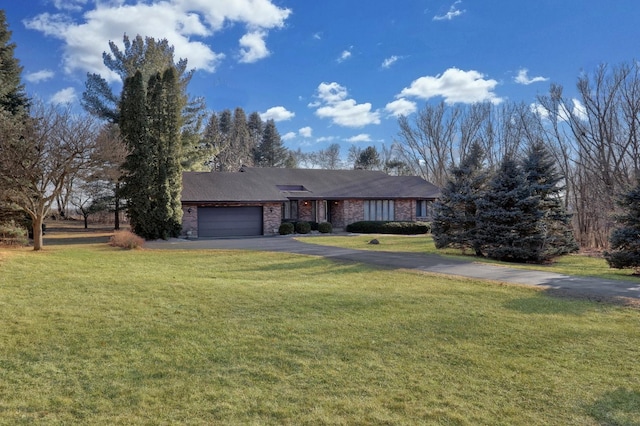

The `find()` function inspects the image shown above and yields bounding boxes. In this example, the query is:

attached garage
[197,206,263,237]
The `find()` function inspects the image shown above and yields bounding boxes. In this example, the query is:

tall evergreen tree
[146,68,182,238]
[0,11,28,114]
[247,111,264,153]
[475,157,545,262]
[231,107,252,168]
[82,34,206,170]
[0,10,30,225]
[523,141,578,258]
[119,71,155,238]
[255,119,288,167]
[604,179,640,271]
[431,142,488,255]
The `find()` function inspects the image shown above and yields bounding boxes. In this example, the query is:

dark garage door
[198,206,263,237]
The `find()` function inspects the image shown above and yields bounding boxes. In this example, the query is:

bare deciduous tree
[0,103,98,250]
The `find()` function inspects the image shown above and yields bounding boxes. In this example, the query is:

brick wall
[263,202,282,235]
[395,200,414,221]
[181,205,198,238]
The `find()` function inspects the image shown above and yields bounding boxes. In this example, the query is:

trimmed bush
[318,222,333,234]
[0,221,28,246]
[346,221,430,235]
[109,230,145,249]
[295,221,311,234]
[279,222,295,235]
[308,221,319,231]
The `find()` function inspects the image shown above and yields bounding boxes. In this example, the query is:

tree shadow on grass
[587,388,640,426]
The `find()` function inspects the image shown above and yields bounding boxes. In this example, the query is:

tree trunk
[32,214,44,251]
[114,183,120,230]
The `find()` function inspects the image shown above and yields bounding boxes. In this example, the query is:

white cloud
[299,126,312,138]
[260,106,295,122]
[25,69,55,83]
[515,68,549,85]
[530,102,549,120]
[433,1,466,21]
[337,47,352,63]
[282,131,297,141]
[50,87,77,105]
[316,136,336,143]
[239,30,269,63]
[385,98,417,117]
[346,134,371,143]
[531,99,587,122]
[313,32,322,40]
[382,55,401,69]
[398,67,502,105]
[23,0,291,80]
[53,0,87,12]
[311,82,381,128]
[570,98,587,121]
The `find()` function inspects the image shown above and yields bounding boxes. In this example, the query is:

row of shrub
[346,221,430,235]
[279,221,333,235]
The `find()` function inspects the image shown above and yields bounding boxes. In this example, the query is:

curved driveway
[146,235,640,303]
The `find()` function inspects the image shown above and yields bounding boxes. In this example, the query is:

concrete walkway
[145,235,640,303]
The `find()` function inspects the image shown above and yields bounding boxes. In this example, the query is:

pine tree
[431,142,488,255]
[475,157,545,262]
[604,179,640,271]
[354,146,381,170]
[231,107,252,168]
[255,119,288,167]
[119,71,154,238]
[522,141,578,259]
[0,10,28,114]
[82,35,206,169]
[248,111,264,155]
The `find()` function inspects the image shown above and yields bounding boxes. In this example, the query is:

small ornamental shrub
[109,230,145,249]
[346,221,430,235]
[279,222,295,235]
[308,221,319,231]
[318,222,333,234]
[295,221,311,234]
[0,221,28,246]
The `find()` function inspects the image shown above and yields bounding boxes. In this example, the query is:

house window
[364,200,395,221]
[282,200,298,220]
[416,200,430,218]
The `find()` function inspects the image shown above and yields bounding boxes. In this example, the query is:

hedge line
[346,221,430,235]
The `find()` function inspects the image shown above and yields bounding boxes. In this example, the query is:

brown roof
[181,167,440,203]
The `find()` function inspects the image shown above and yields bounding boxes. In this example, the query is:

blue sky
[4,0,640,155]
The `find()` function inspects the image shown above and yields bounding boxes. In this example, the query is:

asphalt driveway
[145,235,640,303]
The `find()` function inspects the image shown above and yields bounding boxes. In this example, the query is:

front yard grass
[0,242,639,424]
[302,234,638,281]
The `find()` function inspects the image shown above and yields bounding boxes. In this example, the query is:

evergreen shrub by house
[279,222,294,235]
[318,222,333,234]
[346,221,430,235]
[295,221,311,234]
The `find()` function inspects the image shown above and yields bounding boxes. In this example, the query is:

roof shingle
[181,167,440,202]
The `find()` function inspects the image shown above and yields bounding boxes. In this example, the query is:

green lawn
[1,241,639,424]
[300,234,640,281]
